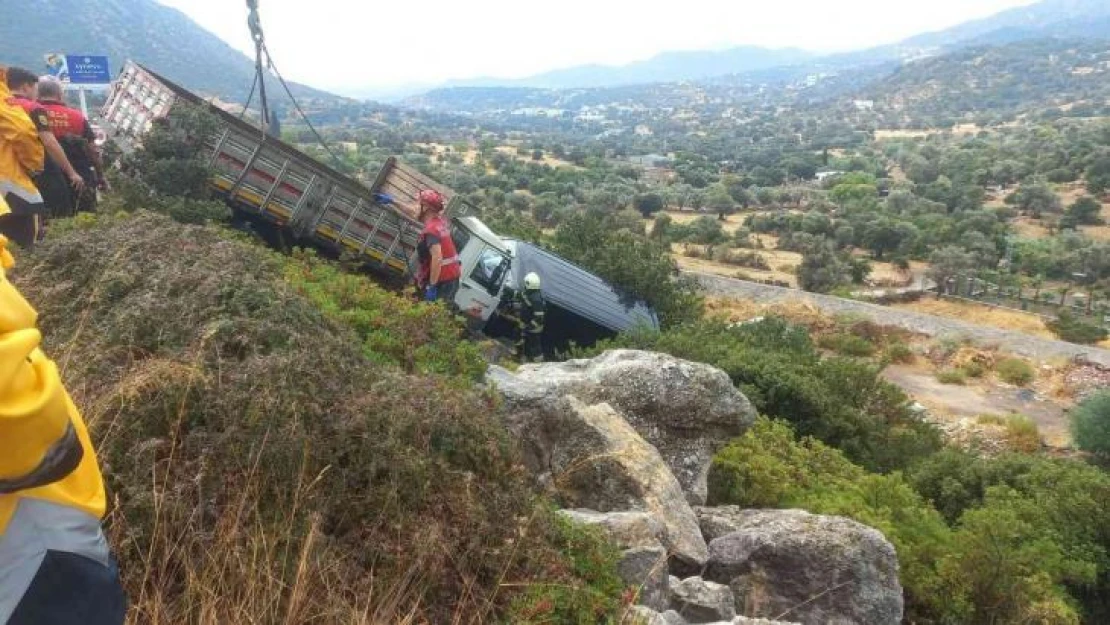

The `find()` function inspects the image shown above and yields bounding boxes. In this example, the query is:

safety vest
[419,215,461,284]
[0,74,45,215]
[0,228,107,535]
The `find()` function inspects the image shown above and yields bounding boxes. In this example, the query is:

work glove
[424,284,439,301]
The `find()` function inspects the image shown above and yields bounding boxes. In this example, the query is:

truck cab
[450,216,512,329]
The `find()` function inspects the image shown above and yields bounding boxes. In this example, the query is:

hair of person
[5,67,38,90]
[37,76,64,100]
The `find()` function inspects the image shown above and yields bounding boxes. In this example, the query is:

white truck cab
[450,216,513,329]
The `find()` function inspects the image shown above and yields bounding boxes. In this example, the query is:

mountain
[0,0,341,105]
[406,0,1110,102]
[440,46,815,91]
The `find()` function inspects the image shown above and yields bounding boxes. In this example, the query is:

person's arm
[0,234,84,492]
[82,121,108,191]
[39,131,85,192]
[429,243,443,285]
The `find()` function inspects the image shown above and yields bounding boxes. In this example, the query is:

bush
[960,361,987,379]
[817,333,877,357]
[937,369,968,385]
[1005,415,1041,452]
[997,357,1036,386]
[1072,390,1110,457]
[1048,311,1109,345]
[883,342,915,364]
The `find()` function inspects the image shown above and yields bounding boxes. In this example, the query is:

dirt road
[692,272,1110,367]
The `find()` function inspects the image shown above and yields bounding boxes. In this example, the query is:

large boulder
[670,576,737,622]
[618,546,672,612]
[558,509,667,550]
[700,508,902,625]
[489,350,755,505]
[508,395,708,567]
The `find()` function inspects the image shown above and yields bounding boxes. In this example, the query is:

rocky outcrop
[508,395,708,567]
[634,609,799,625]
[670,576,737,622]
[489,350,754,505]
[701,508,903,625]
[619,546,672,612]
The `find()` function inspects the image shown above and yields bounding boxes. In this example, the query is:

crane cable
[244,0,344,168]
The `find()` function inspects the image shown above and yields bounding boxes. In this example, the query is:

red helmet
[418,189,445,212]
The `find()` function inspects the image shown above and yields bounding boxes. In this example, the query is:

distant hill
[441,46,815,91]
[0,0,340,105]
[865,38,1110,124]
[406,0,1110,103]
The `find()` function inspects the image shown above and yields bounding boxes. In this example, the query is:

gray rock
[625,605,668,625]
[662,610,689,625]
[619,546,672,612]
[501,394,707,567]
[732,618,800,625]
[558,509,667,550]
[670,576,737,623]
[702,509,903,625]
[489,350,755,505]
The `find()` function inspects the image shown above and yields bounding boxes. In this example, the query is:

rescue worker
[37,76,108,215]
[508,272,546,363]
[415,189,461,304]
[0,204,127,622]
[0,67,46,248]
[5,67,86,221]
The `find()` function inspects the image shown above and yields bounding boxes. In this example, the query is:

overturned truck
[100,60,658,347]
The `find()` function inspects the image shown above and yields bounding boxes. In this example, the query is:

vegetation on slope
[15,213,624,623]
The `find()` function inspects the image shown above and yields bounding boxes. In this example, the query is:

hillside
[0,0,339,104]
[867,38,1110,125]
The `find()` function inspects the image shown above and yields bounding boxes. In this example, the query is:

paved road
[691,272,1110,367]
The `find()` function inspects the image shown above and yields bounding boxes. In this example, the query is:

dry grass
[673,240,800,286]
[893,297,1056,338]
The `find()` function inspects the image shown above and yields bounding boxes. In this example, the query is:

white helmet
[523,272,541,290]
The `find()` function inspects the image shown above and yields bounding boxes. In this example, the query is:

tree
[1071,390,1110,457]
[633,193,665,218]
[507,191,533,212]
[1066,196,1105,226]
[705,184,735,214]
[862,219,912,261]
[531,149,544,161]
[928,247,976,293]
[1086,155,1110,197]
[650,213,673,241]
[686,216,727,245]
[1006,183,1062,217]
[798,241,851,293]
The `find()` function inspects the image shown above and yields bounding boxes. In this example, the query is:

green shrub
[937,369,968,385]
[588,318,943,473]
[883,342,915,364]
[1047,311,1109,345]
[1005,415,1041,452]
[997,357,1036,386]
[960,362,987,379]
[817,333,877,357]
[1072,390,1110,457]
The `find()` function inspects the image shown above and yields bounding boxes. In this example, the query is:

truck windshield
[471,248,510,296]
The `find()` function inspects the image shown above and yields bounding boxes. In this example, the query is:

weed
[937,369,968,385]
[996,358,1036,386]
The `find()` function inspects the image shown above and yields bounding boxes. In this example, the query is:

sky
[158,0,1038,94]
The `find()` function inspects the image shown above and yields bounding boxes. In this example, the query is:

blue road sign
[65,55,111,84]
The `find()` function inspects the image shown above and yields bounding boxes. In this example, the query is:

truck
[99,60,658,345]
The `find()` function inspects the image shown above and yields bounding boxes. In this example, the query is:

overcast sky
[158,0,1037,93]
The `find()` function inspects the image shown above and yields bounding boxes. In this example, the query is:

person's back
[0,67,46,248]
[0,195,126,621]
[36,77,104,214]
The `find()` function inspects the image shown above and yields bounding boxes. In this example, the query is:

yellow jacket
[0,68,45,202]
[0,215,106,534]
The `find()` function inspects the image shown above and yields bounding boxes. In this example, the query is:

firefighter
[0,67,47,248]
[509,272,546,363]
[5,68,86,222]
[36,76,108,215]
[0,208,127,622]
[415,189,461,305]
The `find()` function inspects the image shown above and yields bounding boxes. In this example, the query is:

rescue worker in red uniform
[5,68,86,223]
[415,189,461,305]
[37,77,107,215]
